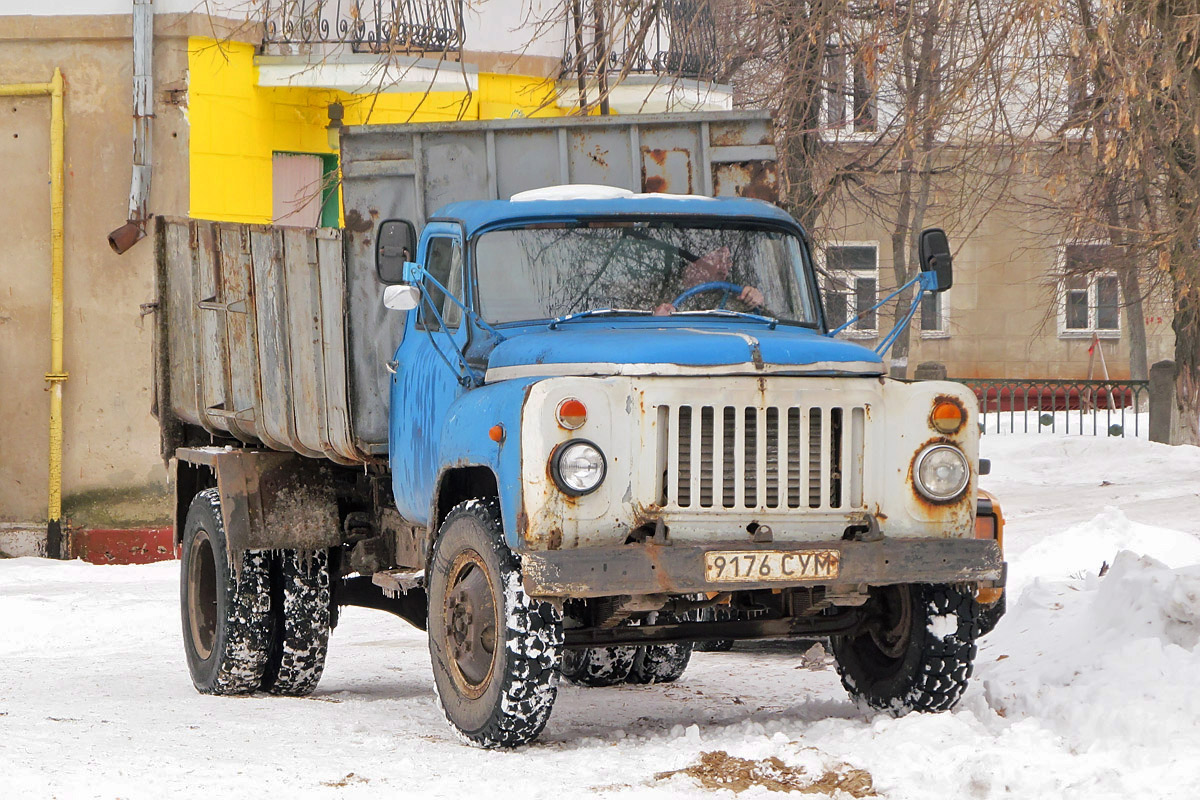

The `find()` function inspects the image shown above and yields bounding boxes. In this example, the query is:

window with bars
[1060,244,1122,336]
[824,244,878,335]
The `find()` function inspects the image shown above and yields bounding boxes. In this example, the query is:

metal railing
[952,378,1150,438]
[261,0,464,54]
[562,0,720,82]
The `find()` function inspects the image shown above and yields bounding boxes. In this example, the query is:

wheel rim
[868,585,913,660]
[443,548,499,699]
[187,530,218,660]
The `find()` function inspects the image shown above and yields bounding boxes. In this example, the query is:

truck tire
[560,646,637,686]
[831,583,979,714]
[262,549,331,696]
[626,612,692,684]
[428,498,563,748]
[180,488,274,695]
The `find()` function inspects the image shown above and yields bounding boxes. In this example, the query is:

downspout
[108,0,154,254]
[0,69,67,557]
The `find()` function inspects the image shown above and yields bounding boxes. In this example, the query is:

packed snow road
[2,434,1199,799]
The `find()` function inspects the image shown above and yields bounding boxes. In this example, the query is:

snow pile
[980,549,1200,767]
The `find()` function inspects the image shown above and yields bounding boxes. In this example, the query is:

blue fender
[434,377,541,550]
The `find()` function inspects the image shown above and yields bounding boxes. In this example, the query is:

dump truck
[153,111,1006,748]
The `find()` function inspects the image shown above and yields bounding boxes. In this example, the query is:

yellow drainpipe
[1,69,67,557]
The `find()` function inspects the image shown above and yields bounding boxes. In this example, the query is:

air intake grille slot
[662,404,865,511]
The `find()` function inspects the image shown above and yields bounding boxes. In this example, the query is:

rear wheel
[831,583,979,714]
[179,488,273,694]
[626,613,692,684]
[262,549,331,696]
[428,499,563,748]
[560,646,637,686]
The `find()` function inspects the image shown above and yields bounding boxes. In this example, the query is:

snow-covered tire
[262,549,331,696]
[831,583,979,714]
[627,643,692,685]
[179,488,273,695]
[624,612,692,684]
[429,498,563,748]
[561,645,637,686]
[976,592,1006,637]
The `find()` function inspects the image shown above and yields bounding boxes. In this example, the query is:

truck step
[372,569,425,597]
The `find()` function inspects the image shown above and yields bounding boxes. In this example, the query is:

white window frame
[919,287,951,339]
[820,241,879,339]
[1055,243,1122,339]
[820,40,878,142]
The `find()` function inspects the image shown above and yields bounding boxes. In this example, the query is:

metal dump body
[155,112,778,464]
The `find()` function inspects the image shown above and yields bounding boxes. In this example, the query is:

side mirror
[917,228,953,293]
[383,284,420,311]
[377,219,416,284]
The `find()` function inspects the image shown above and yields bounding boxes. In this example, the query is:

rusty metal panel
[157,217,370,465]
[216,225,259,443]
[521,538,1004,598]
[281,227,333,460]
[249,226,295,451]
[163,218,200,431]
[193,221,231,438]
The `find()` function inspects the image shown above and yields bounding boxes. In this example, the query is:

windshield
[474,221,819,325]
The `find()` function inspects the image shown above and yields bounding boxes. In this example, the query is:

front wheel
[831,583,979,714]
[428,499,564,748]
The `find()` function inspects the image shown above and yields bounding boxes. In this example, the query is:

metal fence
[952,378,1151,438]
[261,0,464,54]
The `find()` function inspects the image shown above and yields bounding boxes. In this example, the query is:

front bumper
[520,537,1004,598]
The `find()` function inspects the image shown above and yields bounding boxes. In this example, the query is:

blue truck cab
[158,115,1005,748]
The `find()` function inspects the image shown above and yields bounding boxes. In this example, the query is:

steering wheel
[671,281,745,310]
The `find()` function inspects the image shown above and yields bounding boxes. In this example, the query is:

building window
[920,289,949,337]
[824,244,878,335]
[824,42,877,134]
[1059,244,1121,336]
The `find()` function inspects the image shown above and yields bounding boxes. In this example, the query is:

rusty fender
[520,537,1004,598]
[177,447,341,571]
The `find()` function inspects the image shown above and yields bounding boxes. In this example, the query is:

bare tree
[1043,0,1200,441]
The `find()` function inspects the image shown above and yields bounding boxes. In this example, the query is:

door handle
[385,360,399,374]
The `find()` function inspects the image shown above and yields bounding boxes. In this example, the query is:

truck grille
[656,404,866,511]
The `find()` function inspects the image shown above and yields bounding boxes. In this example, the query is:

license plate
[703,549,840,583]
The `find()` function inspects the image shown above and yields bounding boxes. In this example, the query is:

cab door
[389,224,469,524]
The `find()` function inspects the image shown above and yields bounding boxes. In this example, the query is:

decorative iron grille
[261,0,464,54]
[562,0,720,82]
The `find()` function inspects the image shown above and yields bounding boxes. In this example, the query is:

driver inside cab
[652,246,766,316]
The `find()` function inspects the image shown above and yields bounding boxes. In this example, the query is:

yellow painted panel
[188,38,569,222]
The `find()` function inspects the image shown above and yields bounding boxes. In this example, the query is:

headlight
[551,440,607,496]
[913,444,969,501]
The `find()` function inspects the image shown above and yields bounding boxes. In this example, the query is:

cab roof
[429,192,801,238]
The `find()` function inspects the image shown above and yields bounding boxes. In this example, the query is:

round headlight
[913,444,970,501]
[551,440,607,496]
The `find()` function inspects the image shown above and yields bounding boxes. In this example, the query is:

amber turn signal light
[489,424,505,443]
[556,398,587,430]
[930,400,964,434]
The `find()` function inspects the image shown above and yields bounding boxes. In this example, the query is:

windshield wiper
[672,309,781,329]
[547,308,652,329]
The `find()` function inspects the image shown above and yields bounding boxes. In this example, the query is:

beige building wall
[819,170,1175,381]
[0,15,196,530]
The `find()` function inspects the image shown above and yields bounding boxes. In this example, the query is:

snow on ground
[2,433,1199,799]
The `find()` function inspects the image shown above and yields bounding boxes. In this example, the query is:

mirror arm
[828,272,924,338]
[873,271,939,356]
[404,261,506,342]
